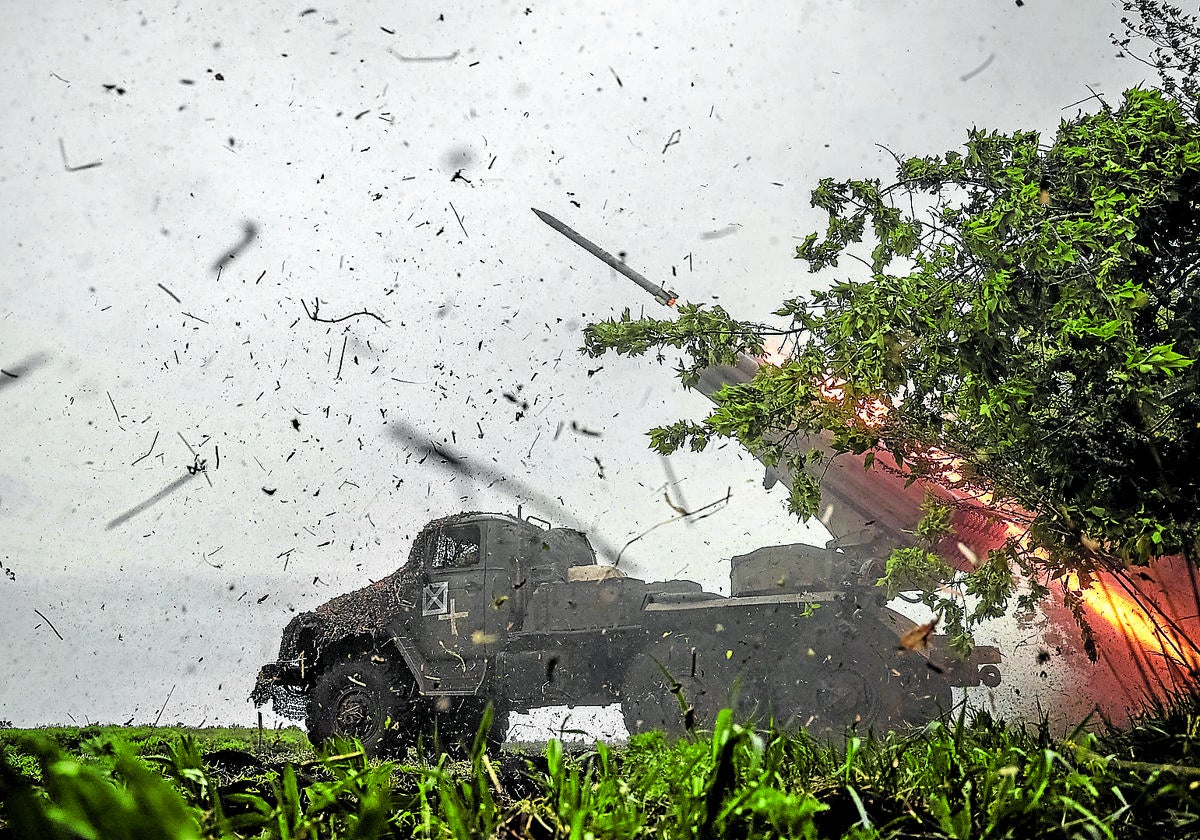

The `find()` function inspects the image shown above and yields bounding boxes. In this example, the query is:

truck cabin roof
[409,511,598,569]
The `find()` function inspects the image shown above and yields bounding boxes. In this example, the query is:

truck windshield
[429,524,481,568]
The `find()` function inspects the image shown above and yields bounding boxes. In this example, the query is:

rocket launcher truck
[250,211,1003,755]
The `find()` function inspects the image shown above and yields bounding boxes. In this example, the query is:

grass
[2,697,1199,839]
[0,724,310,786]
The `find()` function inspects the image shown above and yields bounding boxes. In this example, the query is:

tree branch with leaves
[582,9,1200,656]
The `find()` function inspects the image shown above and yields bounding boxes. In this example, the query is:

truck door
[418,522,488,668]
[482,522,518,648]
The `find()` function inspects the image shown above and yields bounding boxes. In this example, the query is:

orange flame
[1078,573,1200,675]
[756,346,1200,686]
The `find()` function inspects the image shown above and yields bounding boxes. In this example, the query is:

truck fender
[386,635,489,696]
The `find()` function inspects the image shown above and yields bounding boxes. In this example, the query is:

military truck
[251,210,1009,755]
[252,506,1000,755]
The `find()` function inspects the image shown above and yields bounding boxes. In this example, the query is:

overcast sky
[0,1,1156,731]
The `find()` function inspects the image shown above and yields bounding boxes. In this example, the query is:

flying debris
[384,418,622,560]
[898,616,940,652]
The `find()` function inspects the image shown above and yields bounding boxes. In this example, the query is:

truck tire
[878,656,954,729]
[307,655,418,757]
[766,653,883,740]
[812,662,881,734]
[427,696,510,754]
[620,655,722,737]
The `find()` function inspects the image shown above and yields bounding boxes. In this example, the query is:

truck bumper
[251,662,311,721]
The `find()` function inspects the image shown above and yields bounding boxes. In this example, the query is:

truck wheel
[813,665,881,733]
[621,657,720,737]
[307,655,417,757]
[486,702,511,749]
[769,660,882,740]
[427,697,509,754]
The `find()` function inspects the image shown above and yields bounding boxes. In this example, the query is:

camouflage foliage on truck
[251,512,479,717]
[251,511,605,719]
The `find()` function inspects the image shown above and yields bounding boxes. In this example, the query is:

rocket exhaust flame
[1066,564,1200,713]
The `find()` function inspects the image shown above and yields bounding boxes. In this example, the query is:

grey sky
[1,1,1152,730]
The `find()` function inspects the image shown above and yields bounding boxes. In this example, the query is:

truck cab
[251,511,680,751]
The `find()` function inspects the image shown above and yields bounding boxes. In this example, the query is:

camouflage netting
[254,676,309,720]
[251,512,498,717]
